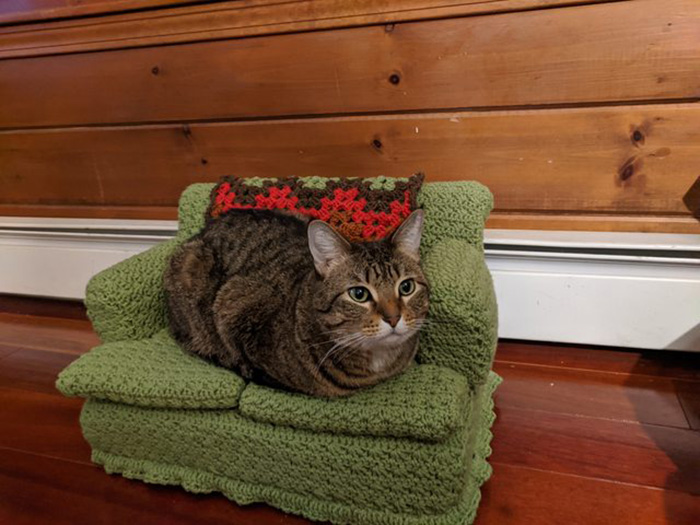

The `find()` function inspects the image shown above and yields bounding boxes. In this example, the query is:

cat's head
[307,210,429,370]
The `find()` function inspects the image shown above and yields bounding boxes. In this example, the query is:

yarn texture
[208,174,424,242]
[57,178,499,525]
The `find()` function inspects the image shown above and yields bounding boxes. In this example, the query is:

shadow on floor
[627,348,700,523]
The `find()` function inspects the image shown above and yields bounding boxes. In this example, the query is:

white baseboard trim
[1,218,698,351]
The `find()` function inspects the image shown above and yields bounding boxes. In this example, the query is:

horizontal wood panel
[2,205,697,233]
[1,0,699,129]
[0,0,611,59]
[486,212,700,233]
[1,104,698,232]
[0,0,202,25]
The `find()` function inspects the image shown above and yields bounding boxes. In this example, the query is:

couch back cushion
[178,180,493,250]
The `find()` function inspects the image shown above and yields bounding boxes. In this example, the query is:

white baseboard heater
[1,218,698,351]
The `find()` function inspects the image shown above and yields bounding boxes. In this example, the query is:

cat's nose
[383,315,401,328]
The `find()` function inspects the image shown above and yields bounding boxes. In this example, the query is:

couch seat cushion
[58,330,471,442]
[80,371,500,525]
[57,330,245,409]
[239,364,471,442]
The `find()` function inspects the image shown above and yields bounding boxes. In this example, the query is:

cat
[163,208,429,397]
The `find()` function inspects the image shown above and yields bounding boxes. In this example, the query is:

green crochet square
[57,332,473,442]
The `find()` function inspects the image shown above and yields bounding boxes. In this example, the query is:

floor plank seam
[494,359,700,383]
[0,444,95,468]
[493,403,693,431]
[488,461,696,494]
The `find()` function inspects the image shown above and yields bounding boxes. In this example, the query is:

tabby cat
[164,208,429,397]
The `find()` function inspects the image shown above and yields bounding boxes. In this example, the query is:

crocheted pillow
[208,174,424,242]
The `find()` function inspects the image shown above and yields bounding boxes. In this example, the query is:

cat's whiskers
[313,332,365,379]
[308,328,359,349]
[333,334,369,364]
[408,318,437,329]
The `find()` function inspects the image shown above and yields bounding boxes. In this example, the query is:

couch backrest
[177,181,493,250]
[86,180,496,385]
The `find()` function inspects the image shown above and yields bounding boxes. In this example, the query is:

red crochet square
[207,174,424,242]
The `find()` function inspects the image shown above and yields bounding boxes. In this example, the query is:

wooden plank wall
[1,0,699,232]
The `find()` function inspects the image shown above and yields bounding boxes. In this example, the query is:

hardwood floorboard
[0,313,98,355]
[0,448,317,525]
[0,347,80,395]
[0,294,87,321]
[496,341,700,382]
[0,343,18,360]
[490,406,700,494]
[477,463,700,525]
[0,388,90,465]
[493,361,691,428]
[675,381,700,431]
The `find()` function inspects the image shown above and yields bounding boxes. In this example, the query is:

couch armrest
[85,238,181,343]
[418,238,498,387]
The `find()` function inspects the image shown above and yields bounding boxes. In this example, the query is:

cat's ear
[391,209,424,261]
[308,221,351,277]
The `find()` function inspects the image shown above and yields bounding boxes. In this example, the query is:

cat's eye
[399,279,416,296]
[348,286,371,303]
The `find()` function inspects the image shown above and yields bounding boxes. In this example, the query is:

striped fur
[164,209,429,397]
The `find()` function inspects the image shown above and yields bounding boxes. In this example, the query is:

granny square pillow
[208,173,424,242]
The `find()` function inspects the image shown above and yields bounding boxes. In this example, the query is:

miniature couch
[57,180,500,525]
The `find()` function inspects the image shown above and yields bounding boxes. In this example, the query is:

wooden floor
[0,296,698,525]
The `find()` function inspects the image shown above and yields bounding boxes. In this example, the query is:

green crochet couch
[57,180,500,525]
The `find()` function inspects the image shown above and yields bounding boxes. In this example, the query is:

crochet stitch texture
[57,178,500,525]
[208,173,424,242]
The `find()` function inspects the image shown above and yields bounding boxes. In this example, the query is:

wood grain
[0,343,18,360]
[1,104,698,232]
[0,347,79,395]
[486,212,700,234]
[0,389,90,464]
[494,361,690,428]
[0,294,87,320]
[491,406,700,494]
[496,341,700,381]
[0,313,98,355]
[676,381,700,430]
[0,204,179,220]
[0,447,315,525]
[0,0,612,59]
[477,463,700,525]
[2,204,697,233]
[1,0,698,128]
[0,0,202,25]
